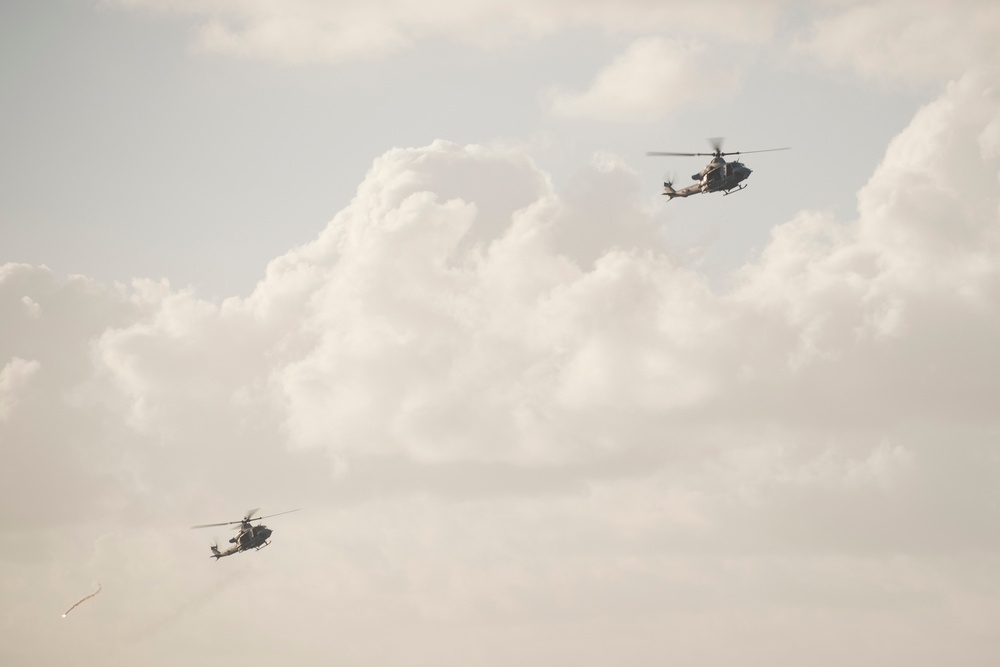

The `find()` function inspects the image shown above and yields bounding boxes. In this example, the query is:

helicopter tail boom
[662,181,699,199]
[210,542,239,559]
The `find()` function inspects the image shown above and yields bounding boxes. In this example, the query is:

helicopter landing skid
[255,541,271,551]
[723,185,747,196]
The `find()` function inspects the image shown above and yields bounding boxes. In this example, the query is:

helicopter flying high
[191,508,299,559]
[647,138,789,199]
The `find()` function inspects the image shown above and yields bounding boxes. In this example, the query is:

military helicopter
[191,508,299,559]
[647,138,789,199]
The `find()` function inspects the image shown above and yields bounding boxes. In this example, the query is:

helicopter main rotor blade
[251,509,300,522]
[191,519,245,529]
[719,147,791,156]
[191,508,299,529]
[244,508,261,522]
[646,151,716,157]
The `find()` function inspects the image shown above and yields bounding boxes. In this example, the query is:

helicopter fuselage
[232,523,273,548]
[211,524,273,559]
[696,157,752,193]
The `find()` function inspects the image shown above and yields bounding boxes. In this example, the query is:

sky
[1,1,999,665]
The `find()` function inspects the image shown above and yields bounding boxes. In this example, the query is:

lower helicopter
[191,508,299,559]
[647,137,789,199]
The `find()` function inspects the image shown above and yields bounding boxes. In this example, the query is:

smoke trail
[62,582,101,617]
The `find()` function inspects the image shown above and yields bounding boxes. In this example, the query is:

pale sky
[2,1,1000,666]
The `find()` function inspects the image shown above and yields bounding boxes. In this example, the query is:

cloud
[96,69,1000,585]
[95,140,690,468]
[0,357,40,423]
[5,62,1000,664]
[0,263,146,566]
[72,72,999,538]
[543,37,743,122]
[44,69,1000,482]
[108,0,784,64]
[792,0,1000,85]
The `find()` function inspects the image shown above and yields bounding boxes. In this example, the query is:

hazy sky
[2,1,999,666]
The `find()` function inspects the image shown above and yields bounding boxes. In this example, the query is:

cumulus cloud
[24,69,999,493]
[0,265,140,532]
[5,60,1000,664]
[108,0,783,64]
[0,357,40,422]
[792,0,1000,85]
[75,70,1000,539]
[543,37,743,122]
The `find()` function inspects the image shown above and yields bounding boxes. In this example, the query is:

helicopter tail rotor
[662,177,678,199]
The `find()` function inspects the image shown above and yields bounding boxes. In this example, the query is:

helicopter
[191,508,299,559]
[646,138,789,199]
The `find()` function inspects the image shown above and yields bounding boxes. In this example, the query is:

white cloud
[792,0,1000,85]
[108,0,784,64]
[19,295,41,318]
[103,0,1000,96]
[543,37,743,122]
[0,357,40,422]
[5,58,1000,664]
[0,264,140,532]
[84,71,1000,478]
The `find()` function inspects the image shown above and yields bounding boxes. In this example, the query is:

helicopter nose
[261,528,272,540]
